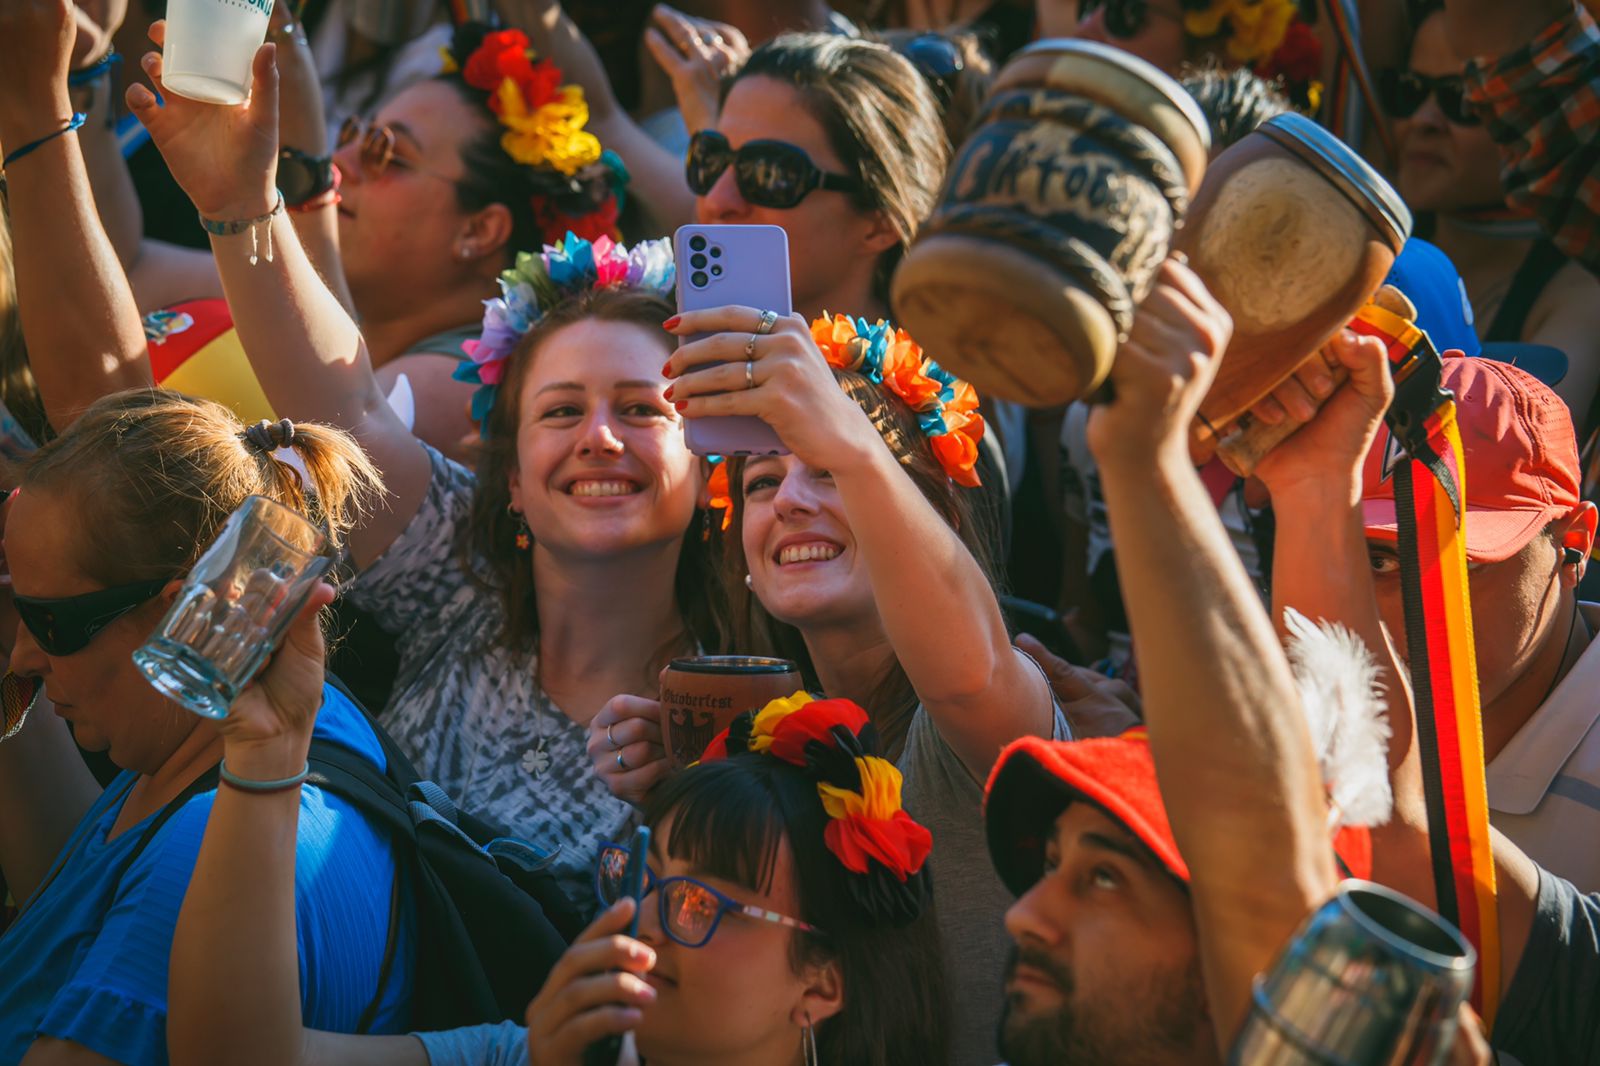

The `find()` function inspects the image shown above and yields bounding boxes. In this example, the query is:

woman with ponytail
[0,389,409,1064]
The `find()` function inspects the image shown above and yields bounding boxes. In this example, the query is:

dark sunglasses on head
[14,578,170,657]
[595,842,824,948]
[337,116,459,183]
[894,32,965,108]
[1377,69,1481,126]
[686,130,862,209]
[1078,0,1182,40]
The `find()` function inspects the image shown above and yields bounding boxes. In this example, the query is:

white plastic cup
[160,0,273,106]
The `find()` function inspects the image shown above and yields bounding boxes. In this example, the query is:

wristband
[68,51,122,86]
[198,192,286,265]
[219,758,311,793]
[2,113,87,169]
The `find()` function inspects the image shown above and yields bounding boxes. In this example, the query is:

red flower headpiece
[701,692,934,925]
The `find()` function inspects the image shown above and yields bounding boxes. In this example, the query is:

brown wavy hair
[718,372,997,755]
[463,286,727,657]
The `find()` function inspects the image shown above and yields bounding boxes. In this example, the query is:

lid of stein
[1257,113,1412,251]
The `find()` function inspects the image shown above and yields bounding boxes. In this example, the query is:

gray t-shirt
[1492,866,1600,1064]
[900,677,1069,1066]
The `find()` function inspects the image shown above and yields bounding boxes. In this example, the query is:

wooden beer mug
[1176,112,1412,469]
[892,40,1210,405]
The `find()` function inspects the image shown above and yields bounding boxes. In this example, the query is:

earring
[744,573,753,590]
[802,1011,818,1066]
[457,245,472,260]
[507,504,532,552]
[1564,546,1584,568]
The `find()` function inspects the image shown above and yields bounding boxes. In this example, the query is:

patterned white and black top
[345,444,636,908]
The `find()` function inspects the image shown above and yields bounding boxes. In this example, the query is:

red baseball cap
[1361,354,1582,563]
[984,730,1371,895]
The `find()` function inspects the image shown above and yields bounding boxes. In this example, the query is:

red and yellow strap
[1351,304,1500,1024]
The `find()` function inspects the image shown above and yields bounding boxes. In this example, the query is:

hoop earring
[507,504,532,552]
[803,1011,818,1066]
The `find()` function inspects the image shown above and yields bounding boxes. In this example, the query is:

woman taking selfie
[591,307,1063,1064]
[130,30,722,907]
[163,641,949,1066]
[0,391,402,1064]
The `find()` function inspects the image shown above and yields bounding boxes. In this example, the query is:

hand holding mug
[588,694,669,809]
[218,580,335,780]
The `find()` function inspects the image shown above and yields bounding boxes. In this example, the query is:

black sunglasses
[894,32,965,108]
[686,130,862,209]
[1078,0,1182,40]
[14,578,170,657]
[1377,70,1481,126]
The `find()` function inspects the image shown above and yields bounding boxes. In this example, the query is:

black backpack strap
[129,764,222,865]
[1485,238,1568,342]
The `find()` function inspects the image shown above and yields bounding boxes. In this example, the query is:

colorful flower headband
[442,26,628,243]
[1184,0,1324,112]
[454,232,675,429]
[701,692,933,926]
[811,313,986,489]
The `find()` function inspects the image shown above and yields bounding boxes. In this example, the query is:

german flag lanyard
[1351,304,1500,1025]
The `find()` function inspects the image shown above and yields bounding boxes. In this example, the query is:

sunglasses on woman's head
[337,116,459,183]
[894,32,965,108]
[595,842,825,948]
[686,130,862,210]
[1377,70,1481,126]
[1078,0,1182,40]
[13,578,170,657]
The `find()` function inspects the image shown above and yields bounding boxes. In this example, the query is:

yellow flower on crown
[1183,0,1299,65]
[495,83,603,176]
[747,691,816,754]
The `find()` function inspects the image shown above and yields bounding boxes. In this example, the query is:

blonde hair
[22,390,385,586]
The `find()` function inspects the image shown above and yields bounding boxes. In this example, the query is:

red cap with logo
[1361,354,1582,563]
[984,729,1371,895]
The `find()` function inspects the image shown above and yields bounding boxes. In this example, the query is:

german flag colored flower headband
[442,24,628,243]
[701,692,933,926]
[1182,0,1324,113]
[811,314,986,489]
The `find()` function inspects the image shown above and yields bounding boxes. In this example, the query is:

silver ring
[744,333,759,358]
[616,750,628,770]
[606,723,619,751]
[745,359,755,390]
[756,309,778,335]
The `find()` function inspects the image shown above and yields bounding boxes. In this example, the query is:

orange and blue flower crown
[700,692,934,927]
[442,24,629,243]
[454,232,675,431]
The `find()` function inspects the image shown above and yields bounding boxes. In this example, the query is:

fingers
[665,306,799,346]
[251,41,279,117]
[666,359,759,402]
[1329,329,1393,403]
[148,17,165,45]
[1015,634,1095,701]
[280,581,336,658]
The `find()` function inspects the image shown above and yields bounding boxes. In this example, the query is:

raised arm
[1086,260,1338,1046]
[127,37,427,567]
[0,0,151,432]
[667,307,1052,778]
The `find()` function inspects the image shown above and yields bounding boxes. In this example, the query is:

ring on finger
[606,723,619,751]
[616,750,628,771]
[745,359,755,390]
[756,309,778,335]
[744,333,759,358]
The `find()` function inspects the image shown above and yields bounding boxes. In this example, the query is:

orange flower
[706,462,732,531]
[881,331,941,412]
[812,313,866,372]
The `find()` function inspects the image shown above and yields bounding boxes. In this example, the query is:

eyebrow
[1078,829,1163,874]
[386,121,424,152]
[533,380,666,397]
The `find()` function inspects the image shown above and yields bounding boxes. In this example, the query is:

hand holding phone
[582,826,652,1066]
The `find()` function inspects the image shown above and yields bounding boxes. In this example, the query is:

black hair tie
[243,418,298,453]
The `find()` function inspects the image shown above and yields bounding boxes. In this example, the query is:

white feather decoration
[1282,607,1393,829]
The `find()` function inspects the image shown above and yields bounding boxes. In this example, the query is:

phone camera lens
[690,253,708,269]
[691,270,709,288]
[689,235,707,252]
[709,246,722,259]
[710,264,723,277]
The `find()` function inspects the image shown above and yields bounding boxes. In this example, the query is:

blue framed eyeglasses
[594,842,825,948]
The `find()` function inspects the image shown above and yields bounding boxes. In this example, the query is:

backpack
[135,677,585,1031]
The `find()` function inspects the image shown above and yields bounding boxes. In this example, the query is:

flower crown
[1183,0,1324,112]
[700,692,933,926]
[454,232,676,429]
[442,25,628,243]
[811,314,986,488]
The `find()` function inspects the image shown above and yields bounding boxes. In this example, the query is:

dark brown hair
[728,34,950,306]
[463,286,727,656]
[719,372,998,754]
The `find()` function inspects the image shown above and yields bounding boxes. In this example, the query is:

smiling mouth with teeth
[777,543,842,565]
[568,480,641,497]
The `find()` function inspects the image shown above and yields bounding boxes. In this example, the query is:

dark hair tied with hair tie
[243,418,298,454]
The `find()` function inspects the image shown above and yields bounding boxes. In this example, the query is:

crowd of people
[0,0,1598,1063]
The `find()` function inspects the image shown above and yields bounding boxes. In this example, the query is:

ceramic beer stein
[891,40,1210,405]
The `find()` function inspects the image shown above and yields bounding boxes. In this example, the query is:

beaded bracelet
[219,758,311,793]
[198,192,285,265]
[2,112,87,169]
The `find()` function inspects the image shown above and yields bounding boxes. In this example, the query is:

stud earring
[744,573,753,590]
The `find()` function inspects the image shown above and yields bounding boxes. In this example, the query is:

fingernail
[674,401,687,412]
[636,981,658,1002]
[663,315,681,331]
[662,361,675,378]
[1310,372,1334,396]
[630,942,656,964]
[663,384,675,400]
